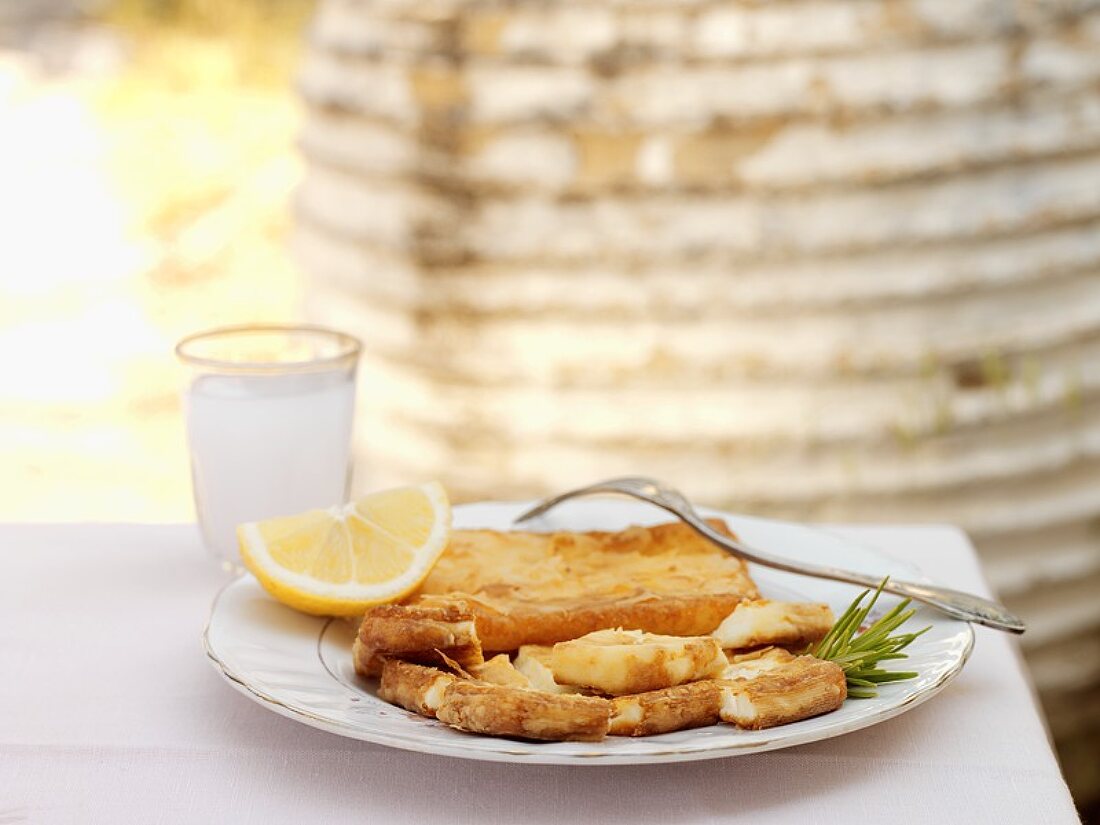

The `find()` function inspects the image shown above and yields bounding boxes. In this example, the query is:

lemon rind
[239,481,451,609]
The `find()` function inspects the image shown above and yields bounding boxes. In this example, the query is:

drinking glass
[176,324,361,567]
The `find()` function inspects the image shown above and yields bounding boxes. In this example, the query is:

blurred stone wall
[294,0,1100,806]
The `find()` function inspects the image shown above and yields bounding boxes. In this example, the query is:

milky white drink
[178,326,360,565]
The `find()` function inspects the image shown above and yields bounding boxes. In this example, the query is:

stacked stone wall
[296,0,1100,803]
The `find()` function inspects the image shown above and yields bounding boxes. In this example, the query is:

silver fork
[514,476,1026,634]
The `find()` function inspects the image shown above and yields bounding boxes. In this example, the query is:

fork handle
[679,511,1025,634]
[517,481,1026,634]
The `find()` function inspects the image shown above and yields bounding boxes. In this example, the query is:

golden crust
[726,646,796,664]
[712,600,835,651]
[467,654,531,688]
[435,680,611,742]
[354,603,483,678]
[607,650,839,737]
[374,651,845,739]
[722,646,796,679]
[719,655,847,730]
[411,519,758,652]
[609,680,723,736]
[378,659,456,718]
[436,592,745,654]
[421,520,758,602]
[354,522,851,741]
[513,645,582,694]
[551,629,727,696]
[356,520,756,667]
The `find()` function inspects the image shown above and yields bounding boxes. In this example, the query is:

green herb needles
[811,578,931,699]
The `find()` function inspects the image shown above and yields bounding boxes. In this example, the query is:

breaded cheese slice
[435,681,611,741]
[552,629,727,696]
[609,680,723,736]
[354,602,483,677]
[719,655,846,730]
[513,645,582,694]
[609,651,846,737]
[378,659,456,718]
[468,654,531,688]
[378,659,611,741]
[711,600,834,651]
[722,646,796,679]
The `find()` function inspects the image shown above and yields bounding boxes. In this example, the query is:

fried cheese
[435,681,612,742]
[609,680,723,736]
[362,521,850,741]
[513,645,582,694]
[719,655,847,730]
[552,629,727,696]
[378,659,456,718]
[354,602,483,677]
[468,654,532,688]
[711,600,834,651]
[406,520,759,652]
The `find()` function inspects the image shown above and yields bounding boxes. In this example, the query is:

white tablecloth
[1,523,1080,824]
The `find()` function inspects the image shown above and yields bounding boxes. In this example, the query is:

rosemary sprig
[811,578,931,699]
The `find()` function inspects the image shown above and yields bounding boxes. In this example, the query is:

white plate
[204,499,974,765]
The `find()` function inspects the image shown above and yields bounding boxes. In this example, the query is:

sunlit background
[0,0,309,520]
[2,0,1098,818]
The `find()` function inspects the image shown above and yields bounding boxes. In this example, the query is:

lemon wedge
[238,482,451,616]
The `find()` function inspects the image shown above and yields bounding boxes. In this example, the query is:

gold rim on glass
[175,323,362,374]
